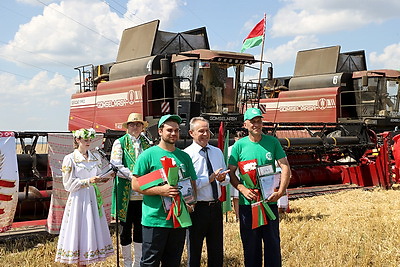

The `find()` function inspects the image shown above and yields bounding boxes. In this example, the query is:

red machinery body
[69,76,147,132]
[260,87,339,123]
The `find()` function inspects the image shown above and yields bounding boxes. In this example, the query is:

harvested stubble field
[2,188,400,266]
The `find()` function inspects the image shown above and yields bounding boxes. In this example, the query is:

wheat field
[2,188,400,266]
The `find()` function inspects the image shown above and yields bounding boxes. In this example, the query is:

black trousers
[188,201,223,267]
[120,200,143,246]
[141,226,186,267]
[239,204,281,267]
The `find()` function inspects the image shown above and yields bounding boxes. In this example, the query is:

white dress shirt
[110,134,143,200]
[184,141,230,201]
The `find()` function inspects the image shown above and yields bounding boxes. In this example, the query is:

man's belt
[197,200,221,206]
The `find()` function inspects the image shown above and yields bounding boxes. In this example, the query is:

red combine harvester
[68,20,257,144]
[254,46,400,195]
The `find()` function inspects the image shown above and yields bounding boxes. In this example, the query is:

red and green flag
[240,18,265,53]
[251,200,276,229]
[137,169,167,190]
[222,129,232,213]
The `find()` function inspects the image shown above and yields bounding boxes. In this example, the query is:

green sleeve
[274,138,286,160]
[133,151,149,176]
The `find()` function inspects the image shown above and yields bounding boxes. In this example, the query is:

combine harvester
[3,22,400,229]
[2,20,261,230]
[256,46,400,197]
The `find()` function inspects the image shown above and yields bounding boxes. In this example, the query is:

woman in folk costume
[110,113,152,267]
[55,128,114,266]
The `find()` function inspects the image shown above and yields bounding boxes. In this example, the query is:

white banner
[0,132,19,233]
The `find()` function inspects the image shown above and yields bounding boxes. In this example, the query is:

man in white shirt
[228,130,246,222]
[184,117,230,267]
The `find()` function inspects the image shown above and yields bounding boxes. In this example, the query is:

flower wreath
[72,128,96,139]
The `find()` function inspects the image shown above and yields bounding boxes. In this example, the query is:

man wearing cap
[228,108,291,267]
[131,114,197,267]
[184,117,230,267]
[110,113,152,267]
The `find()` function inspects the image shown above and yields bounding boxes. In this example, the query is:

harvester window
[197,64,226,113]
[174,60,197,98]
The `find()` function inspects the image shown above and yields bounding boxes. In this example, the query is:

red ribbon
[166,195,182,228]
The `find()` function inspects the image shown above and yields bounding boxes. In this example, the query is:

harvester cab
[69,20,258,143]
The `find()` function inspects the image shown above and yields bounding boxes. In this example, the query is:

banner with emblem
[0,132,19,233]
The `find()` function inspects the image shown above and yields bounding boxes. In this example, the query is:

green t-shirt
[228,134,286,205]
[133,145,197,228]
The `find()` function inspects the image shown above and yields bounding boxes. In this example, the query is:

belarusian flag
[240,18,265,53]
[251,200,276,229]
[251,201,268,229]
[137,169,167,190]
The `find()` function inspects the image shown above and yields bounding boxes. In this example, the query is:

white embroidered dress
[55,149,114,264]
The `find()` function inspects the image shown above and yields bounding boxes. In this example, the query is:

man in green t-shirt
[228,108,291,267]
[132,114,197,267]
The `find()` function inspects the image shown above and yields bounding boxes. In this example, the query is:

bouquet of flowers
[160,156,192,228]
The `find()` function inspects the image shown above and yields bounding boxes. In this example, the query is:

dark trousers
[141,226,186,267]
[239,204,281,267]
[188,201,223,267]
[120,200,143,246]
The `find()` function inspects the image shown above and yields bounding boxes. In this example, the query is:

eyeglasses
[127,122,144,127]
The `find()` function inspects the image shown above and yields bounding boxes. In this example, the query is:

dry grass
[2,188,400,266]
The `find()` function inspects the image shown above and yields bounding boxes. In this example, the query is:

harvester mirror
[161,58,170,75]
[362,75,368,87]
[268,66,273,80]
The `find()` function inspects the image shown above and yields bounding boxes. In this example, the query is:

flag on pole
[240,17,266,53]
[217,122,227,202]
[222,129,232,213]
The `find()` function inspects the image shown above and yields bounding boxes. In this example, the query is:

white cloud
[369,43,400,70]
[126,0,180,28]
[0,71,72,131]
[270,0,400,37]
[1,71,70,97]
[3,0,124,68]
[3,0,182,68]
[263,35,320,65]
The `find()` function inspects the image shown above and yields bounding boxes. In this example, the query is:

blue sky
[1,0,400,131]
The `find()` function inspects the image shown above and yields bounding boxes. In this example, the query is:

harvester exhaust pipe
[268,66,273,80]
